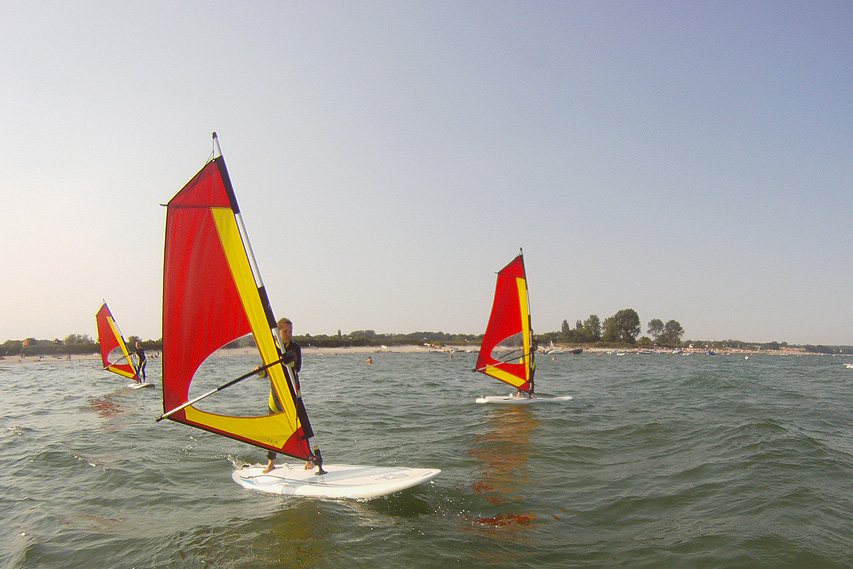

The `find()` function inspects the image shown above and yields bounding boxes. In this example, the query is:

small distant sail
[161,151,320,463]
[96,303,140,381]
[475,253,534,393]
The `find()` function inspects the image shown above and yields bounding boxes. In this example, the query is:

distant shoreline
[2,344,851,364]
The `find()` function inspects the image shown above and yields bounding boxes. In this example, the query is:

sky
[2,1,851,346]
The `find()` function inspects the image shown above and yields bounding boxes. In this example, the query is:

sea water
[0,351,851,568]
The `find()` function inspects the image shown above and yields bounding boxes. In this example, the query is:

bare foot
[262,460,275,473]
[304,461,315,470]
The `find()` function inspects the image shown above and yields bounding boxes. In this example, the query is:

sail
[475,253,534,392]
[161,153,319,462]
[95,303,139,381]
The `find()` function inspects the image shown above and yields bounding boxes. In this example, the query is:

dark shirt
[269,341,302,414]
[136,346,146,363]
[284,341,301,377]
[266,340,303,462]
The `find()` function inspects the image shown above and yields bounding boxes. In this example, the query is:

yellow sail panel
[484,366,529,389]
[517,276,532,382]
[211,207,300,428]
[107,316,137,379]
[183,408,301,449]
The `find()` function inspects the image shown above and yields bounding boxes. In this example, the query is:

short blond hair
[277,317,292,329]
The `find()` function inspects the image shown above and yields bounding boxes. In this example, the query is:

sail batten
[475,253,535,393]
[161,155,319,462]
[96,303,139,381]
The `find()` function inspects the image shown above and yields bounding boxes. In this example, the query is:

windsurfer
[135,342,147,383]
[263,317,306,473]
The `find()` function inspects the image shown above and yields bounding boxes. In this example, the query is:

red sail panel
[162,157,315,460]
[475,254,533,391]
[95,303,139,380]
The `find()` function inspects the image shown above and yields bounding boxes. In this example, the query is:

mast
[520,249,535,394]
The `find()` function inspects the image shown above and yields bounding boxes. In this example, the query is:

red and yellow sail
[162,154,318,461]
[96,303,139,381]
[475,253,534,392]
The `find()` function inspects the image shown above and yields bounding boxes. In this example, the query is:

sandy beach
[214,344,473,357]
[0,344,466,364]
[2,343,831,364]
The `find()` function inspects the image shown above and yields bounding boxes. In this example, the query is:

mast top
[212,132,222,158]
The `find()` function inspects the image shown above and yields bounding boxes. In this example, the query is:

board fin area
[232,463,441,500]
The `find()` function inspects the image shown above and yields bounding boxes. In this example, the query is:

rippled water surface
[1,351,851,568]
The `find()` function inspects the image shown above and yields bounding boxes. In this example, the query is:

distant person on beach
[135,342,147,383]
[262,317,305,473]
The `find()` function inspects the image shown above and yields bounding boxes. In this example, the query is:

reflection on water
[173,500,329,568]
[86,396,124,418]
[74,513,127,531]
[466,406,539,537]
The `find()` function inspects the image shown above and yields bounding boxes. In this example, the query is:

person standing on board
[263,317,303,473]
[135,341,147,384]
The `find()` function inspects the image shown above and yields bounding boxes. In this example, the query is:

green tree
[660,320,685,347]
[603,309,641,344]
[647,319,664,342]
[601,316,618,343]
[572,320,583,339]
[583,314,601,342]
[64,333,92,345]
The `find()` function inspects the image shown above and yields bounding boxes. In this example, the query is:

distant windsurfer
[135,342,147,383]
[263,317,304,473]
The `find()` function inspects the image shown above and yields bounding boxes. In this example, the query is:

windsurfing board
[232,463,441,500]
[476,394,573,405]
[128,382,154,389]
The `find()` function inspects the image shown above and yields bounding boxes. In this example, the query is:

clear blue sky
[2,2,851,346]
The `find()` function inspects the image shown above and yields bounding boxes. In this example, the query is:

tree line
[3,311,851,356]
[537,309,685,348]
[0,334,157,357]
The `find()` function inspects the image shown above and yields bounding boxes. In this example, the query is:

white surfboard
[232,463,441,500]
[476,394,573,405]
[128,382,154,389]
